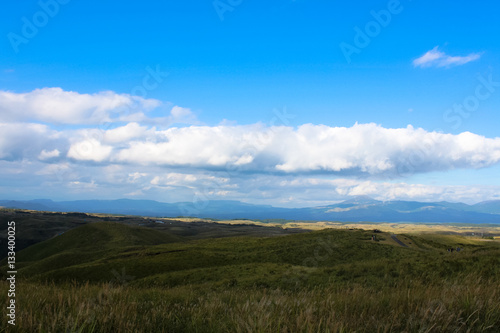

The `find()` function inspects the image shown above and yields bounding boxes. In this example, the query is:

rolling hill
[1,220,499,332]
[3,220,498,287]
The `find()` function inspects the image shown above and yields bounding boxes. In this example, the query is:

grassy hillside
[12,225,500,288]
[0,209,92,258]
[0,209,307,259]
[1,221,499,332]
[16,222,184,262]
[1,222,184,281]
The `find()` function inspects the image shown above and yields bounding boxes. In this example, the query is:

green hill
[7,222,499,289]
[17,221,183,261]
[0,210,92,258]
[1,221,500,332]
[4,222,184,281]
[0,209,308,259]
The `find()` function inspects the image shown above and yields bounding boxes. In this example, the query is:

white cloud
[138,105,200,127]
[0,88,200,130]
[441,54,481,67]
[38,149,60,160]
[0,122,60,160]
[111,123,500,176]
[274,176,500,205]
[170,106,193,121]
[169,106,200,125]
[67,138,113,162]
[3,122,500,177]
[114,124,268,167]
[0,87,161,124]
[150,172,230,189]
[68,180,98,190]
[2,157,500,205]
[169,106,199,125]
[0,84,499,206]
[413,47,444,67]
[104,122,151,143]
[128,172,148,183]
[413,46,481,68]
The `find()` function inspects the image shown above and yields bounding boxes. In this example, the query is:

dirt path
[391,234,408,247]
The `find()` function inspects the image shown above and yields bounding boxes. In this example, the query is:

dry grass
[180,217,500,238]
[279,221,500,235]
[1,274,499,333]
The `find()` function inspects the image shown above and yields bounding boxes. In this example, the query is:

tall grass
[2,226,499,332]
[1,273,498,332]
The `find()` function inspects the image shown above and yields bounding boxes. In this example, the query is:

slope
[3,222,184,281]
[8,222,499,290]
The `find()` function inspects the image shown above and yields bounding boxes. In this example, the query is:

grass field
[1,211,500,332]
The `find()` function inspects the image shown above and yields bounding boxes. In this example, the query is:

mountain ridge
[1,197,499,223]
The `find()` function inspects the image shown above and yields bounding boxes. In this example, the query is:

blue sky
[1,0,499,207]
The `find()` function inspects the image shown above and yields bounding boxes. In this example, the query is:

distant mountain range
[1,196,500,223]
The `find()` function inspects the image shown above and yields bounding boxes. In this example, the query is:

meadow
[1,211,500,332]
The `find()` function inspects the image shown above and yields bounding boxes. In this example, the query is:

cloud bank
[59,123,500,176]
[2,120,500,177]
[1,87,499,205]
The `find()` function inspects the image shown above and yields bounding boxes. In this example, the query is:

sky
[1,0,500,207]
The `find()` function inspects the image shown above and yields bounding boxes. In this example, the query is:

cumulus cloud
[113,124,266,168]
[67,138,113,162]
[0,122,61,161]
[0,87,161,124]
[38,149,61,160]
[103,122,151,143]
[0,85,498,205]
[107,123,500,176]
[413,46,481,68]
[2,122,500,176]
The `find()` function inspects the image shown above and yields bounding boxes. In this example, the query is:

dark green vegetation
[0,209,306,258]
[1,211,500,332]
[0,209,90,258]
